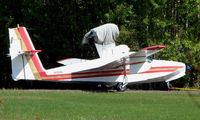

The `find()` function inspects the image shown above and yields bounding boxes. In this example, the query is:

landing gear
[116,82,127,92]
[116,58,128,92]
[167,82,173,89]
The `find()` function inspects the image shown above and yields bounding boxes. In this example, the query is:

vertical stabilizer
[9,26,45,81]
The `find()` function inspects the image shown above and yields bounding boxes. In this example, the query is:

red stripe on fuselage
[150,66,184,69]
[139,70,176,74]
[138,66,184,74]
[42,72,126,81]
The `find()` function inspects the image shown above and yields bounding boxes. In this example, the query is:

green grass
[0,90,200,120]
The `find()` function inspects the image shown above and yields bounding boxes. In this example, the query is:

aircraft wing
[57,58,89,66]
[96,45,166,70]
[130,45,165,57]
[52,54,130,73]
[52,45,165,73]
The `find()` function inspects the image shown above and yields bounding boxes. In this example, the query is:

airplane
[8,23,186,91]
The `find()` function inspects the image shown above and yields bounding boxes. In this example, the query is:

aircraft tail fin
[9,26,45,81]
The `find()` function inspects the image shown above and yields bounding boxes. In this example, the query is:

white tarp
[82,23,119,45]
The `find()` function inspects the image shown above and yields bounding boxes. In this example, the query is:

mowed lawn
[0,90,200,120]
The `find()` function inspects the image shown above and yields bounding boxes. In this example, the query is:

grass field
[0,90,200,120]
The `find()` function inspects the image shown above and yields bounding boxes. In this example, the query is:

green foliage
[104,3,134,25]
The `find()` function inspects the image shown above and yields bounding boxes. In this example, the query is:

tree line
[0,0,200,89]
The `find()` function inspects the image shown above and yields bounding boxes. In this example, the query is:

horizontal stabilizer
[18,50,42,55]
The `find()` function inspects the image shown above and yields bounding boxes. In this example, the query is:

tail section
[9,26,45,81]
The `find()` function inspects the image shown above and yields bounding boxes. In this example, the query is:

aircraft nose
[164,61,186,82]
[151,60,186,82]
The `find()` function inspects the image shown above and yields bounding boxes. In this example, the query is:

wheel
[167,82,173,89]
[116,82,127,92]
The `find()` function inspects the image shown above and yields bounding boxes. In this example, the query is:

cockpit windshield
[146,57,153,63]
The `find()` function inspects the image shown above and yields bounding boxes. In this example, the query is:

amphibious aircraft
[9,23,185,91]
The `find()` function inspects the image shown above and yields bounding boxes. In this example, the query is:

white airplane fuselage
[9,26,186,90]
[43,59,185,84]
